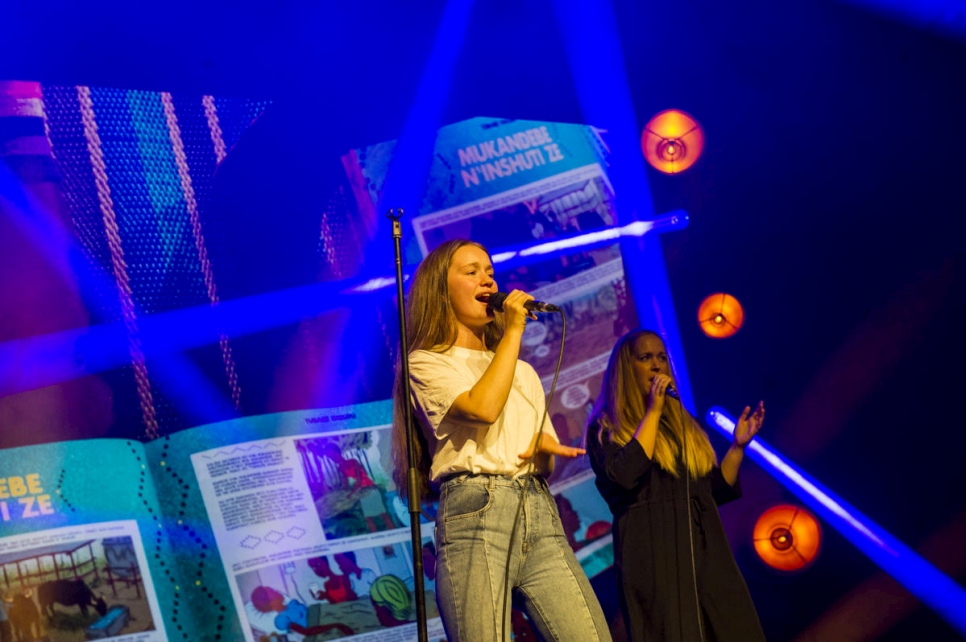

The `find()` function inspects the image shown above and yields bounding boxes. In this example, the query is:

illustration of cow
[36,579,107,620]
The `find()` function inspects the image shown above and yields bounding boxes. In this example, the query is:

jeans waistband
[439,471,548,490]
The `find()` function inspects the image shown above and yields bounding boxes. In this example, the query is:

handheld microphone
[665,385,680,401]
[486,291,561,313]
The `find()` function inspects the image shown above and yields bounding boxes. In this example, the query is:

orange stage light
[753,504,822,571]
[697,293,744,338]
[641,109,705,174]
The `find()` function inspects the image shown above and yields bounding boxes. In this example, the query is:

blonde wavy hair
[389,239,505,499]
[589,329,716,478]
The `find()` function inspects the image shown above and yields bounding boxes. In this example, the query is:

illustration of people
[7,590,41,642]
[306,557,356,604]
[554,494,585,552]
[321,443,374,490]
[552,411,582,448]
[585,519,612,542]
[321,443,396,533]
[334,552,377,600]
[0,593,11,642]
[306,557,333,603]
[367,575,412,628]
[421,542,437,582]
[553,494,613,553]
[511,609,540,642]
[249,585,352,638]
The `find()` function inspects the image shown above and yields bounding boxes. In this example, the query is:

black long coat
[587,421,766,642]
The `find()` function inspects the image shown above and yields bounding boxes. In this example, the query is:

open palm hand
[734,401,765,448]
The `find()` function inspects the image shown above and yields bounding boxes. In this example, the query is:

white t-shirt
[408,345,558,483]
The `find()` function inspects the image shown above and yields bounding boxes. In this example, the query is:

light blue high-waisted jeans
[435,473,611,642]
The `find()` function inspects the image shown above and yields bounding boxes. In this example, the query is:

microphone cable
[678,401,706,642]
[500,308,567,641]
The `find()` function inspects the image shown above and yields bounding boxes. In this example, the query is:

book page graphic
[0,521,166,641]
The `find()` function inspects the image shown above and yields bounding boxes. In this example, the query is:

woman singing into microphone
[391,239,611,641]
[586,329,766,642]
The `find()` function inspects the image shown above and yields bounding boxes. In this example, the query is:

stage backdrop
[0,83,689,641]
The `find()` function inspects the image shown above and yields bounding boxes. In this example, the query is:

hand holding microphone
[484,290,534,332]
[646,374,679,416]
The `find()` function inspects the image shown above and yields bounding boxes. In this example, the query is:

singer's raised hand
[645,374,674,417]
[733,401,765,448]
[496,289,538,332]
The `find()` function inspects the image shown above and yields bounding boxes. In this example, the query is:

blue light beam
[707,406,966,636]
[0,279,376,399]
[1,157,237,419]
[837,0,966,41]
[486,210,687,272]
[1,211,685,399]
[372,0,475,263]
[552,0,695,411]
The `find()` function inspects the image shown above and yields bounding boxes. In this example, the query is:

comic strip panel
[0,521,164,642]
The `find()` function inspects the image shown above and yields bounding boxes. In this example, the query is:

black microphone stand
[388,207,428,642]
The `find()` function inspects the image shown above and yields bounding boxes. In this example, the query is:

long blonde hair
[589,329,716,478]
[390,239,504,499]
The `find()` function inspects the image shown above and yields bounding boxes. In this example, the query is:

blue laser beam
[707,406,966,636]
[0,278,371,398]
[1,207,686,399]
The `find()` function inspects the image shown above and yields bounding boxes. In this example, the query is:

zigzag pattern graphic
[198,441,289,458]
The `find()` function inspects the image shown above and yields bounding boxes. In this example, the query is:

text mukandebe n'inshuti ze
[0,474,54,521]
[458,126,565,188]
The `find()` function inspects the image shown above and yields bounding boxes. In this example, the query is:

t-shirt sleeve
[408,350,474,438]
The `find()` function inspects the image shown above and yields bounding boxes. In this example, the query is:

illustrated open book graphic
[0,400,613,642]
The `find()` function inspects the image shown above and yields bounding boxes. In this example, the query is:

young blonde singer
[391,239,611,641]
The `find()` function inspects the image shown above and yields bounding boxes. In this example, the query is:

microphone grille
[487,292,508,312]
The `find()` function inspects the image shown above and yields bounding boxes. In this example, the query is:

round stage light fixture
[697,293,744,338]
[641,109,705,174]
[753,504,822,571]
